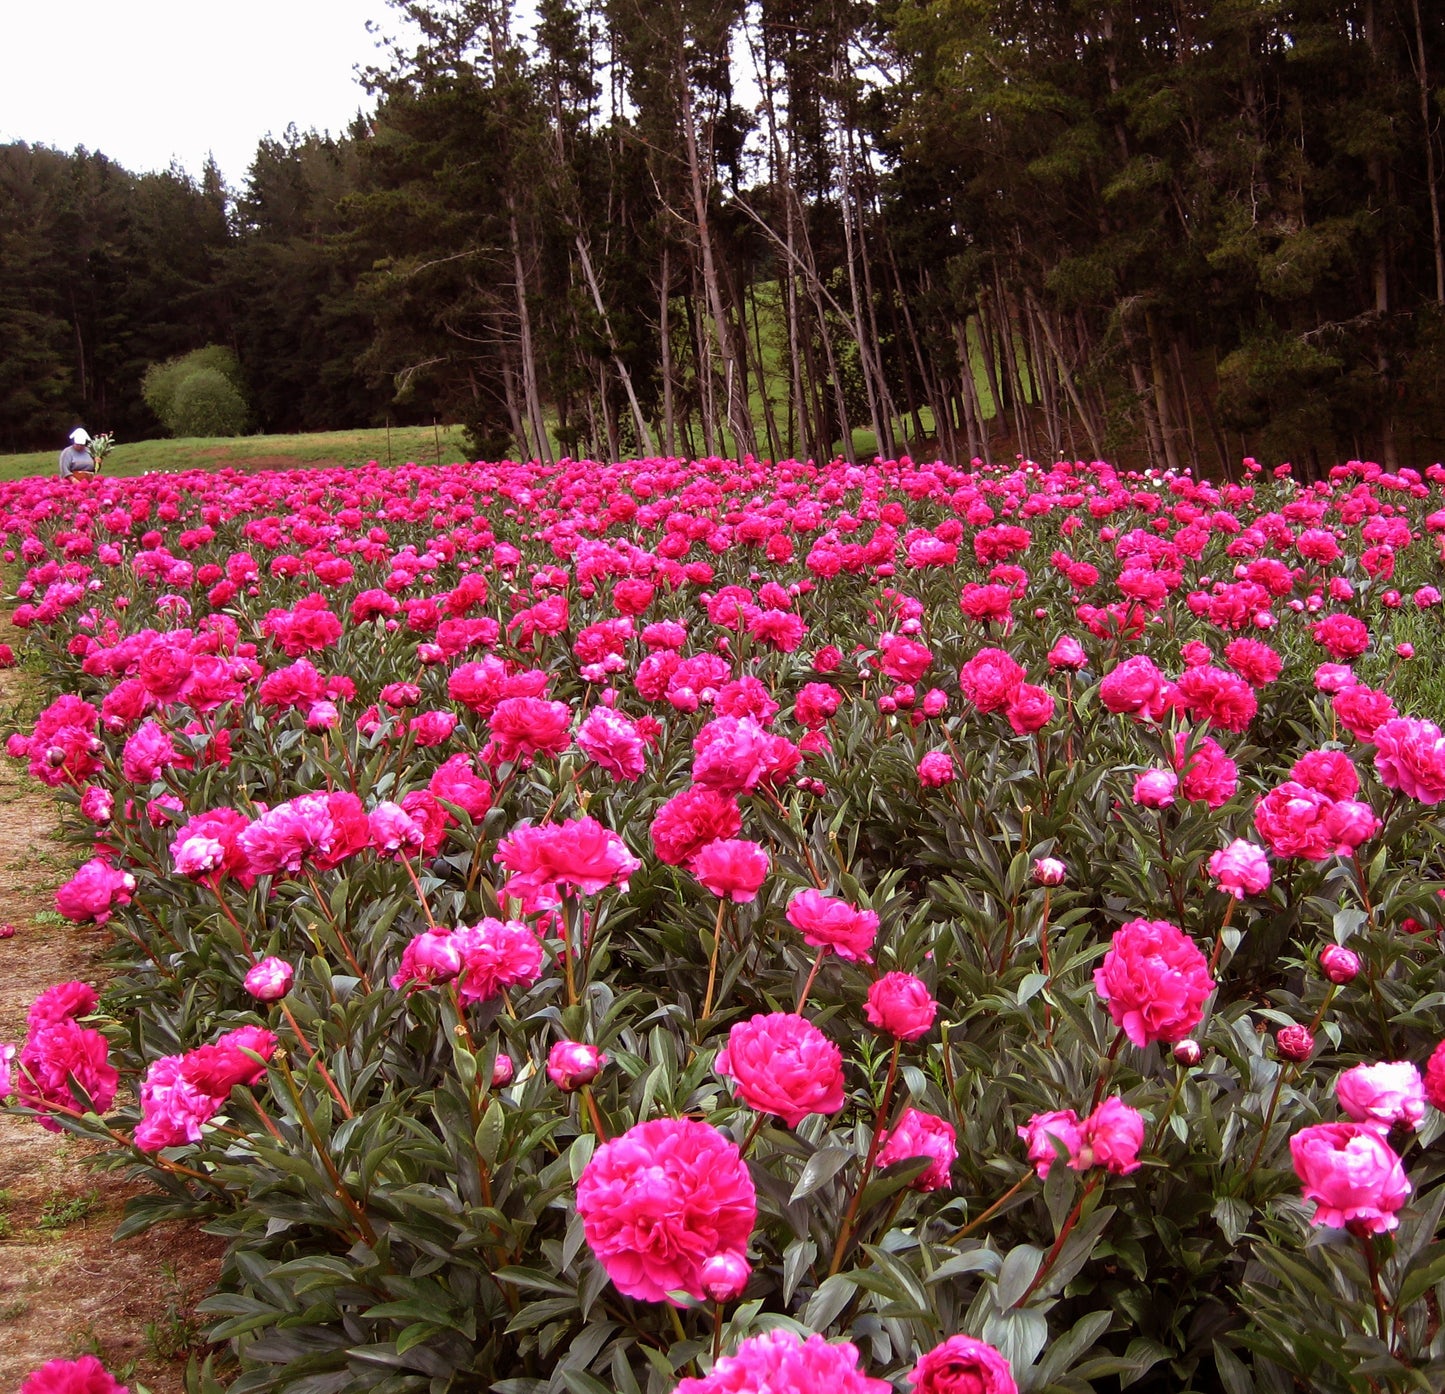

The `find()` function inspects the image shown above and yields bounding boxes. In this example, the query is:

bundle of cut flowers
[3,452,1445,1394]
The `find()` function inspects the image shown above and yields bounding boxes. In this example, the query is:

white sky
[0,0,396,190]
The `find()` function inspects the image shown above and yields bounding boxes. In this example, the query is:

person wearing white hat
[59,428,96,480]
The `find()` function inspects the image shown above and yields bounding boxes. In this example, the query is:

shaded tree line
[3,0,1444,470]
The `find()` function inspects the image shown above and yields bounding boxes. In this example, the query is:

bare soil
[0,648,224,1391]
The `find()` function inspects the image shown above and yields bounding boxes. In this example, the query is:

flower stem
[795,945,828,1015]
[1208,898,1237,975]
[700,898,728,1026]
[1361,1232,1391,1352]
[828,1037,900,1277]
[946,1175,1028,1244]
[280,1002,353,1118]
[1015,1176,1100,1307]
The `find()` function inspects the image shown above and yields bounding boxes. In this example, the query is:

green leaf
[993,1243,1044,1310]
[790,1146,856,1202]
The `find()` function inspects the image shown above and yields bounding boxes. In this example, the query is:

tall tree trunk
[659,245,677,455]
[507,202,552,464]
[1409,0,1444,304]
[679,62,755,456]
[574,232,655,455]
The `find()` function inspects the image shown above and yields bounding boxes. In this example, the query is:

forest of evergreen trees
[3,0,1444,473]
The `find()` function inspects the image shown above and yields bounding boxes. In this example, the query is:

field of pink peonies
[3,453,1445,1394]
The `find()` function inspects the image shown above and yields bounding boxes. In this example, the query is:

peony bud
[244,956,294,1002]
[1320,944,1361,984]
[1173,1038,1202,1066]
[1033,857,1066,886]
[547,1040,605,1092]
[699,1251,751,1302]
[1276,1024,1315,1061]
[491,1053,515,1087]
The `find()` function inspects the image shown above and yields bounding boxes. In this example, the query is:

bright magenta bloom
[20,1356,129,1394]
[786,888,878,961]
[1094,918,1213,1047]
[1336,1061,1427,1131]
[909,1335,1018,1394]
[674,1330,890,1394]
[54,857,135,925]
[691,838,770,902]
[957,647,1024,712]
[1290,1122,1410,1233]
[454,918,545,1004]
[864,972,937,1040]
[1208,840,1271,899]
[877,1107,956,1191]
[1372,717,1445,804]
[575,1117,755,1304]
[716,1012,845,1126]
[1019,1108,1084,1178]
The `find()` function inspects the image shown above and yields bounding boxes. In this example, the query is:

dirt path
[0,654,223,1391]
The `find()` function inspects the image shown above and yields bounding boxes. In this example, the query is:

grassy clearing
[0,425,473,483]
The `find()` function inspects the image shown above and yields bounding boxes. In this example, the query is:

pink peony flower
[1254,781,1336,861]
[1094,918,1213,1047]
[1174,733,1238,807]
[1371,717,1445,804]
[674,1330,890,1394]
[1047,635,1087,671]
[427,753,493,822]
[575,1117,756,1304]
[1290,1121,1411,1233]
[19,1356,130,1394]
[1320,943,1361,983]
[909,1335,1018,1394]
[1208,840,1271,899]
[1099,655,1166,717]
[547,1040,606,1091]
[495,816,640,904]
[1425,1041,1445,1111]
[650,787,742,866]
[18,1018,119,1128]
[1336,1061,1427,1131]
[575,705,647,781]
[1276,1024,1315,1061]
[1333,685,1396,742]
[877,1107,956,1191]
[1005,682,1055,734]
[180,1026,277,1096]
[1034,856,1066,886]
[691,838,771,902]
[918,750,957,786]
[391,927,464,990]
[699,1251,751,1301]
[485,696,573,765]
[716,1012,845,1126]
[1019,1108,1084,1178]
[786,888,878,962]
[864,972,937,1040]
[54,858,135,925]
[244,957,294,1001]
[1132,768,1178,808]
[1077,1096,1145,1174]
[958,648,1025,713]
[134,1053,224,1150]
[454,918,545,1003]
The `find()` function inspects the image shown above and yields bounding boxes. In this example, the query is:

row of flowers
[2,452,1444,1393]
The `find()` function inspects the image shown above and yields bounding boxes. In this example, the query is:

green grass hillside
[0,425,472,483]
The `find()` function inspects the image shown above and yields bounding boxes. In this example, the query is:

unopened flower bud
[1276,1024,1315,1062]
[1172,1039,1201,1066]
[1320,944,1361,984]
[1033,857,1066,887]
[547,1040,605,1092]
[699,1251,751,1302]
[491,1053,515,1088]
[244,956,294,1002]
